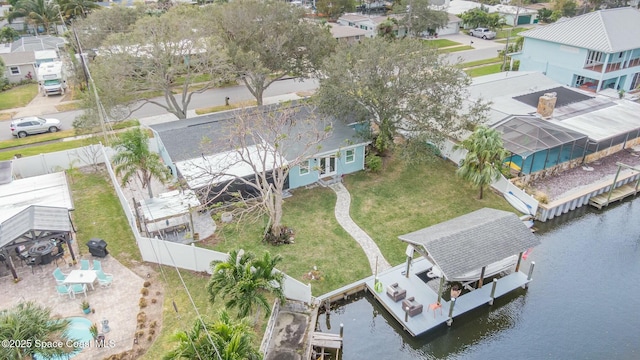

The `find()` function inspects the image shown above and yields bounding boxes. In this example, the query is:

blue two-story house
[513,7,640,93]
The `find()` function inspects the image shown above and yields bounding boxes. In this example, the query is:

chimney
[537,92,557,119]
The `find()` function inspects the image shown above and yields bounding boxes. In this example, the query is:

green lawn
[438,45,474,54]
[0,138,103,160]
[0,84,38,110]
[71,172,142,267]
[464,63,503,77]
[460,57,502,68]
[206,187,371,296]
[346,156,515,265]
[496,27,528,39]
[422,38,461,49]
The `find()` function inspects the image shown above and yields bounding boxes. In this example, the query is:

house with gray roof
[512,7,640,93]
[0,36,65,83]
[444,71,640,176]
[149,102,370,201]
[0,51,36,83]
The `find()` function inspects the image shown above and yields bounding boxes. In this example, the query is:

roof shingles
[399,208,540,279]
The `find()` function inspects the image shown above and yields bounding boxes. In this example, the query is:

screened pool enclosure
[496,116,589,174]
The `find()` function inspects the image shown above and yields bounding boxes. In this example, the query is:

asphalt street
[0,78,319,141]
[1,33,509,141]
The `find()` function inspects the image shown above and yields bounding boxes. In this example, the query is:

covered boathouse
[365,208,540,336]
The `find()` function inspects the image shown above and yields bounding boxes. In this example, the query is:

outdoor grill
[87,238,109,258]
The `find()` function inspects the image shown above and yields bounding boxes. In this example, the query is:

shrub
[151,298,157,304]
[139,298,148,308]
[365,154,382,172]
[534,190,549,204]
[137,312,146,323]
[141,288,149,296]
[143,281,151,288]
[263,225,295,245]
[150,321,157,328]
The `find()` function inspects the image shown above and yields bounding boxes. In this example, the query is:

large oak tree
[210,0,335,105]
[315,38,488,155]
[90,5,230,120]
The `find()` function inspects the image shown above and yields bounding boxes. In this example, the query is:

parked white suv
[469,28,497,40]
[10,117,62,138]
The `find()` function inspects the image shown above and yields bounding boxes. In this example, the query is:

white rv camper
[37,62,66,96]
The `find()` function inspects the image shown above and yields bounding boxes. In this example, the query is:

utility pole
[71,25,90,90]
[502,27,512,72]
[72,24,110,144]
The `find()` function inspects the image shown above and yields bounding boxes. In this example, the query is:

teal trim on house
[287,145,367,189]
[513,8,640,93]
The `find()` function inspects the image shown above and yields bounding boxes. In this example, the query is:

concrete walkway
[329,183,391,274]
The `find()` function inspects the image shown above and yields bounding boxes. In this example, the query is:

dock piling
[339,323,344,338]
[525,261,535,289]
[489,278,498,305]
[447,298,456,326]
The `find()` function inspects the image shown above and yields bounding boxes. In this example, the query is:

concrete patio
[0,240,145,360]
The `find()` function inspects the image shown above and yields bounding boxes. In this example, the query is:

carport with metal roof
[495,116,589,174]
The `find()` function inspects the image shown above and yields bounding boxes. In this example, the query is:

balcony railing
[584,58,640,73]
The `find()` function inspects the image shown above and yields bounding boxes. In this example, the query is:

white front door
[319,156,336,177]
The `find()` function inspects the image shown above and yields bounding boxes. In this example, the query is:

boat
[520,214,535,229]
[504,191,533,215]
[427,255,519,283]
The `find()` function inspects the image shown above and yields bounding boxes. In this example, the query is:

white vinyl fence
[10,144,312,303]
[491,174,539,216]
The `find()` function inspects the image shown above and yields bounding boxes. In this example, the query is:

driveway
[440,32,506,64]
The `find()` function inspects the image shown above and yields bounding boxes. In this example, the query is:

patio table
[63,270,97,290]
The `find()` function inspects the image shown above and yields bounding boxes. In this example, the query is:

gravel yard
[529,147,640,201]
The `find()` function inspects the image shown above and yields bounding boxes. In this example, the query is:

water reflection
[317,197,640,359]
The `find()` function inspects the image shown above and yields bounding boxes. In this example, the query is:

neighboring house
[0,51,36,83]
[490,4,538,26]
[328,23,367,44]
[337,12,459,38]
[149,103,370,201]
[443,71,640,178]
[512,7,640,93]
[337,13,406,38]
[440,14,462,36]
[0,36,66,83]
[446,1,537,27]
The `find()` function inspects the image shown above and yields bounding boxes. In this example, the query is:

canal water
[318,198,640,359]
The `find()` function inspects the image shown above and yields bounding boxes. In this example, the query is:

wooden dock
[589,184,639,209]
[311,331,342,359]
[366,258,532,337]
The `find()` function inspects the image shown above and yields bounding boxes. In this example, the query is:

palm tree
[57,0,101,22]
[6,0,60,35]
[112,128,171,199]
[454,126,509,199]
[0,302,78,360]
[164,310,262,360]
[207,249,285,322]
